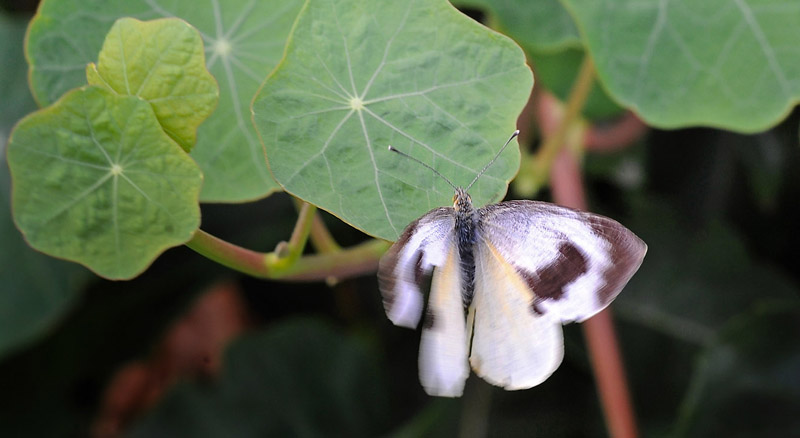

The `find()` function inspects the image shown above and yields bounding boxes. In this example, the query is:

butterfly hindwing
[378,207,454,328]
[418,243,470,397]
[477,200,647,323]
[469,237,565,389]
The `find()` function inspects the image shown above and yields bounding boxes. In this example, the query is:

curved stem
[292,197,342,253]
[514,57,596,196]
[546,57,640,436]
[185,229,388,282]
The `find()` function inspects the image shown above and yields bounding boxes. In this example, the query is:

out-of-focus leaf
[531,47,624,120]
[674,303,800,437]
[129,318,390,438]
[86,17,219,152]
[0,11,89,359]
[253,0,532,240]
[452,0,580,53]
[561,0,800,132]
[614,196,800,344]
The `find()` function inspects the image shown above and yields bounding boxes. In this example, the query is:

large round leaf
[7,86,202,279]
[253,0,533,240]
[562,0,800,132]
[86,17,219,153]
[26,0,303,201]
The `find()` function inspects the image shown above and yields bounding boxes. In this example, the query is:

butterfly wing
[477,200,647,323]
[378,207,455,328]
[378,207,470,396]
[418,243,470,397]
[468,237,565,389]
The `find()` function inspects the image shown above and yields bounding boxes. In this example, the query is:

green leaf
[252,0,532,240]
[674,303,800,437]
[0,11,90,359]
[86,17,219,152]
[27,0,304,201]
[453,0,581,53]
[561,0,800,132]
[614,197,800,345]
[129,318,390,438]
[7,86,202,279]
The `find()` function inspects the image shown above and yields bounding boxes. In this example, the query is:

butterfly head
[453,187,472,212]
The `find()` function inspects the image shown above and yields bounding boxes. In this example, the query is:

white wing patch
[378,207,454,328]
[478,201,647,323]
[468,238,564,390]
[418,243,470,397]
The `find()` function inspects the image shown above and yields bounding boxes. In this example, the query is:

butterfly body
[378,187,646,397]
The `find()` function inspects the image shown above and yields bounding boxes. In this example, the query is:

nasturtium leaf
[253,0,533,240]
[27,0,303,202]
[561,0,800,132]
[452,0,581,53]
[86,17,219,152]
[7,86,202,280]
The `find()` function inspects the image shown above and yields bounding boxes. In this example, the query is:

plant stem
[516,56,596,195]
[185,229,389,282]
[292,197,342,253]
[266,201,317,270]
[546,55,639,437]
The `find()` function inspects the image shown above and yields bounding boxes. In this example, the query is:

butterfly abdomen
[453,188,477,309]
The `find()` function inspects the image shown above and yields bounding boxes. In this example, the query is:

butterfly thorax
[453,188,476,308]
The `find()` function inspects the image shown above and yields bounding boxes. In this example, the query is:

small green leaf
[86,17,218,152]
[561,0,800,132]
[27,0,303,202]
[7,86,202,279]
[253,0,533,240]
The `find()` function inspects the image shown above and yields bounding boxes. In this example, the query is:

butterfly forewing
[378,207,455,328]
[477,200,647,323]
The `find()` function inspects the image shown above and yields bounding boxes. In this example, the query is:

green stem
[266,201,317,270]
[521,56,596,184]
[185,229,389,282]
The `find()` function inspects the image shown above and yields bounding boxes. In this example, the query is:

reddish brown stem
[551,147,638,438]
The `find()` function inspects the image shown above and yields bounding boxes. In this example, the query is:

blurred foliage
[2,1,800,438]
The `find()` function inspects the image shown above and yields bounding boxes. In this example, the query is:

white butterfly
[378,131,647,397]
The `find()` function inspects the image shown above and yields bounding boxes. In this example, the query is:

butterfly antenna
[465,130,520,191]
[387,145,458,191]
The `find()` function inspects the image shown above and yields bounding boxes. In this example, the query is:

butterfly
[377,131,647,397]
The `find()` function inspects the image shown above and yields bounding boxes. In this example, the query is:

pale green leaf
[86,17,219,152]
[561,0,800,132]
[253,0,533,240]
[7,86,202,279]
[27,0,303,201]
